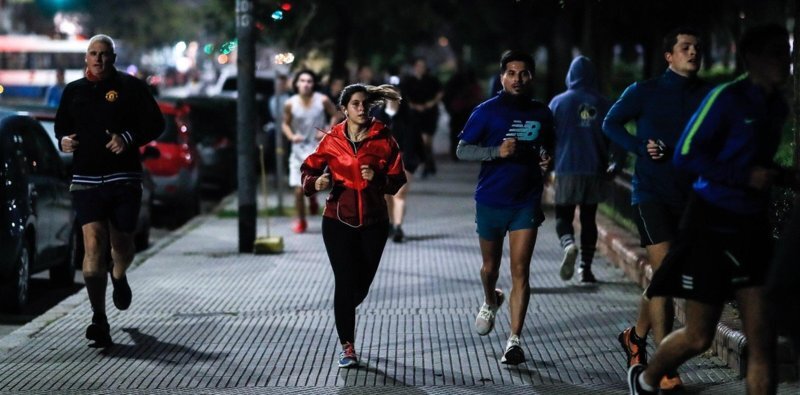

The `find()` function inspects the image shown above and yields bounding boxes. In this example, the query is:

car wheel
[6,243,31,313]
[50,229,78,286]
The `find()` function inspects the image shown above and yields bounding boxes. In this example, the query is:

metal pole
[236,0,256,252]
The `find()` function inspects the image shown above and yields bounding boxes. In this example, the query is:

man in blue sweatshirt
[603,27,712,390]
[548,56,612,283]
[628,24,796,395]
[457,50,554,365]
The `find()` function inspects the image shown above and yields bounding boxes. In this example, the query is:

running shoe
[475,289,504,336]
[627,364,658,395]
[392,225,404,243]
[500,334,525,365]
[618,326,648,367]
[292,219,308,234]
[560,243,578,280]
[338,342,358,368]
[659,371,684,391]
[111,273,132,310]
[577,265,597,283]
[85,314,113,348]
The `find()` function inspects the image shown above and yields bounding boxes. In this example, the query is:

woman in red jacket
[301,84,407,368]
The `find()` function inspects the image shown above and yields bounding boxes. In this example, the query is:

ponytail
[339,83,401,110]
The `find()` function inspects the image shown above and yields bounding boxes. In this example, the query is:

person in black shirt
[400,58,442,178]
[56,34,164,348]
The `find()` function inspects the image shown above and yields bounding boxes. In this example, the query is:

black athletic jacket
[55,70,164,185]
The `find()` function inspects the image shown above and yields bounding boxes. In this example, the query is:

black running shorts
[633,201,684,247]
[72,183,142,233]
[646,195,773,305]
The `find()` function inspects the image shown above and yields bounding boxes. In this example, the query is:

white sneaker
[474,289,504,336]
[501,334,525,365]
[560,244,578,281]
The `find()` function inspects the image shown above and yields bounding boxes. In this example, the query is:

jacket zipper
[349,137,364,227]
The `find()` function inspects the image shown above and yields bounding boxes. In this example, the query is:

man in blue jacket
[548,56,612,283]
[628,24,796,395]
[603,27,712,391]
[457,50,554,365]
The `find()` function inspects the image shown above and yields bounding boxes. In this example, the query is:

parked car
[207,68,275,101]
[0,113,78,312]
[140,100,200,220]
[0,105,155,251]
[177,95,271,195]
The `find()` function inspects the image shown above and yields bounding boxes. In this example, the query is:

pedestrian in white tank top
[282,69,340,233]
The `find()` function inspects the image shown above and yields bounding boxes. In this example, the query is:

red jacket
[302,119,406,227]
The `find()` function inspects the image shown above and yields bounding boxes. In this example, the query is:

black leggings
[322,217,389,344]
[555,204,598,264]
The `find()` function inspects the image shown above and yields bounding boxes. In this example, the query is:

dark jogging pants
[321,216,389,344]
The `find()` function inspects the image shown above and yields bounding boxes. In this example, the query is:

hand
[315,173,330,191]
[61,134,79,153]
[748,166,778,190]
[499,138,516,158]
[292,134,306,143]
[646,139,666,161]
[105,130,126,154]
[539,152,552,172]
[360,165,374,182]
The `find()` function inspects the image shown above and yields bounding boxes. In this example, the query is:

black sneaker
[392,225,404,243]
[578,266,597,283]
[627,364,657,395]
[500,335,525,365]
[86,315,113,348]
[111,273,132,311]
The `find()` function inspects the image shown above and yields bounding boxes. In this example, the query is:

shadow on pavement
[99,327,226,364]
[530,286,599,295]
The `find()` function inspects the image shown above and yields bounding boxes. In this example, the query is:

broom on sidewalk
[254,144,284,254]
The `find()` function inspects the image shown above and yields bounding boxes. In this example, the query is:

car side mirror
[141,145,160,160]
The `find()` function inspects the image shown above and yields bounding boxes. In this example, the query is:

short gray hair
[87,34,115,53]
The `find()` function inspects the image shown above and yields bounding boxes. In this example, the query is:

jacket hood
[565,56,597,90]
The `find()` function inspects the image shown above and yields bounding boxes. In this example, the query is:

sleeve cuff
[121,131,133,146]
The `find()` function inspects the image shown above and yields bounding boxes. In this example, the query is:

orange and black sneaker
[618,326,648,367]
[659,371,683,392]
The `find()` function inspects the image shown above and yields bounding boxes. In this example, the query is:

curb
[0,195,232,358]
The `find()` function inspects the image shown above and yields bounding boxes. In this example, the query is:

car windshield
[156,113,179,143]
[183,98,236,145]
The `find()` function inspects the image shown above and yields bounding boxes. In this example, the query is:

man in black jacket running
[56,34,164,348]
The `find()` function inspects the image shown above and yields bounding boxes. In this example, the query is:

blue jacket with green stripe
[603,69,711,206]
[674,75,788,214]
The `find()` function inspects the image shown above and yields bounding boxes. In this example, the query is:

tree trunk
[794,0,800,169]
[330,0,352,79]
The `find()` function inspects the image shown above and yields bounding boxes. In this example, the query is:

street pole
[236,0,256,252]
[275,120,285,213]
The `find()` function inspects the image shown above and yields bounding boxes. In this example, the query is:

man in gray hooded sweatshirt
[548,56,613,283]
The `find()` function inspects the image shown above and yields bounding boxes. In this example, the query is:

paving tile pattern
[1,162,797,394]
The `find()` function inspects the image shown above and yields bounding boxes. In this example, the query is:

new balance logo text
[506,120,541,141]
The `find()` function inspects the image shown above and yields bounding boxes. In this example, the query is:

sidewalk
[0,161,796,394]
